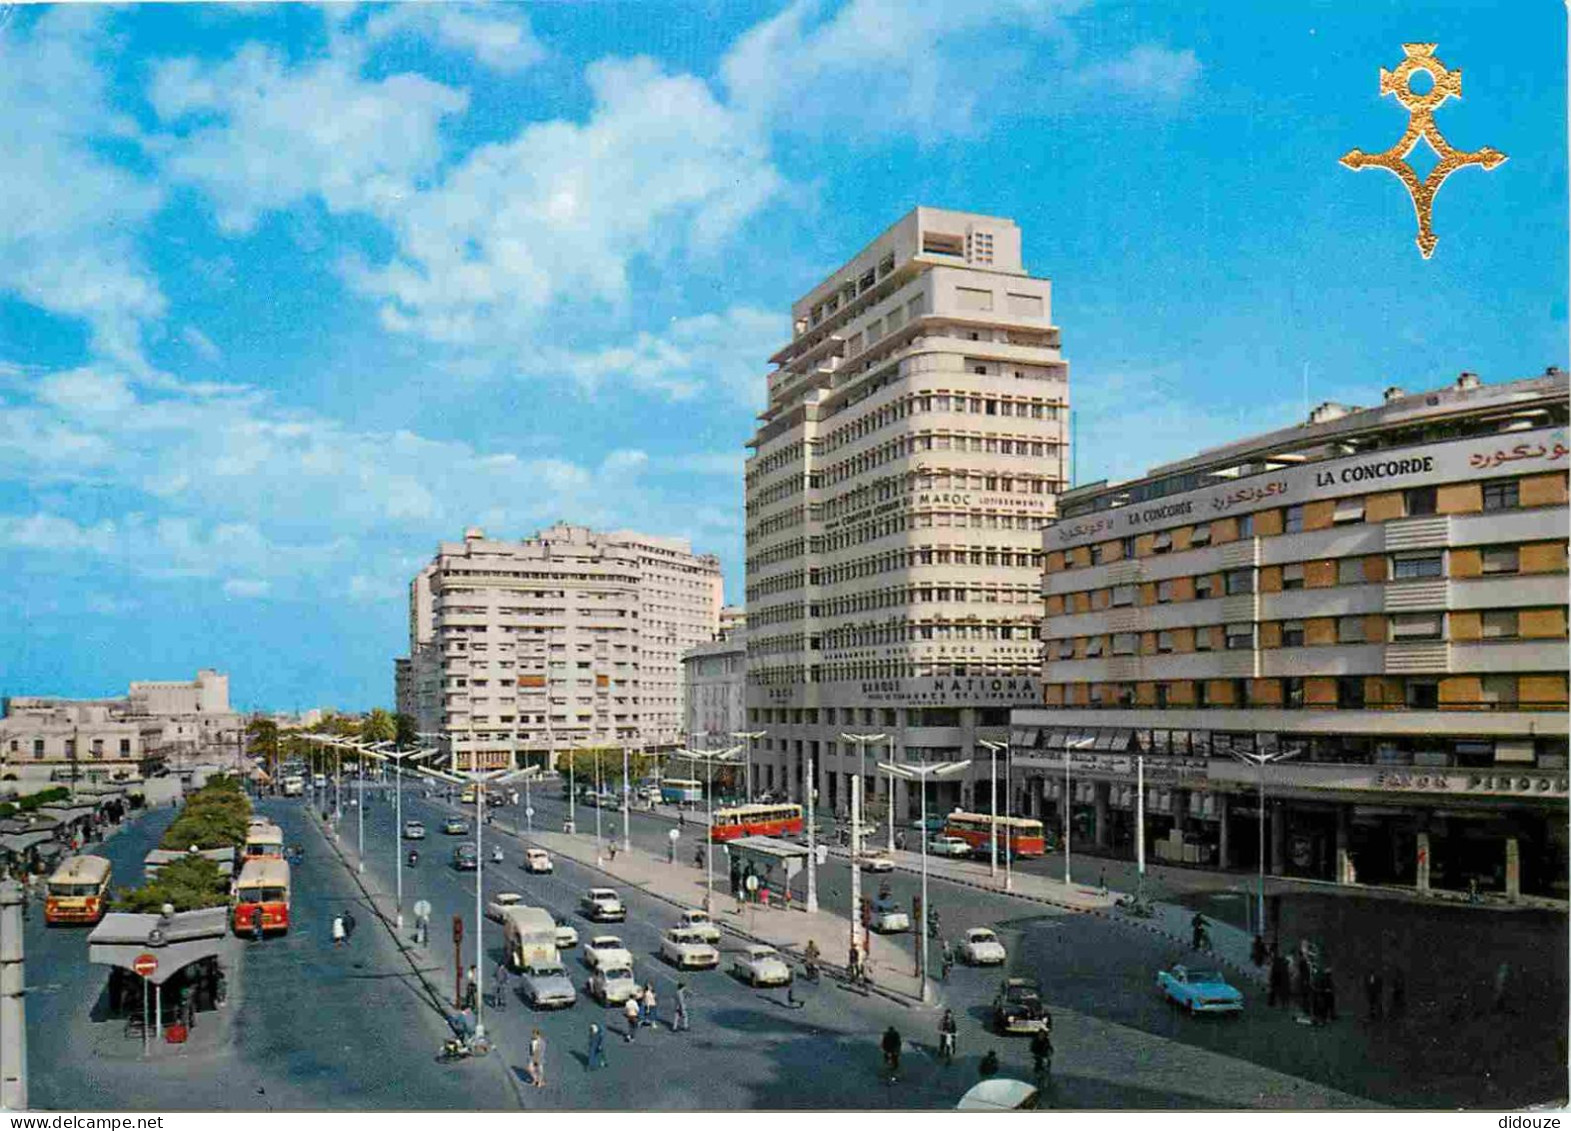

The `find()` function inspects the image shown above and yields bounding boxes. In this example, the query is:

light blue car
[1156,965,1244,1015]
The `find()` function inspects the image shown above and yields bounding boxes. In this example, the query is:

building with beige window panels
[745,207,1066,821]
[404,525,722,769]
[1010,369,1568,900]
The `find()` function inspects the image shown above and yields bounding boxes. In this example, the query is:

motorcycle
[437,1033,491,1063]
[408,849,420,868]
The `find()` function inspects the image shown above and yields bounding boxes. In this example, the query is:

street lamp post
[978,739,1014,893]
[732,731,765,804]
[841,733,885,966]
[881,759,970,1004]
[673,745,741,912]
[360,744,437,931]
[1230,747,1301,936]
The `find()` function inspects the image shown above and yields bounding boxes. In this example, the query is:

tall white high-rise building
[404,525,722,768]
[744,206,1068,820]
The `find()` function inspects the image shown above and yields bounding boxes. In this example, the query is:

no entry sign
[132,953,158,978]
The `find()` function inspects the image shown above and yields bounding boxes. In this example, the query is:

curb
[304,809,529,1109]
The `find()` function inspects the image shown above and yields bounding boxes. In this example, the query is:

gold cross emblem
[1340,43,1506,258]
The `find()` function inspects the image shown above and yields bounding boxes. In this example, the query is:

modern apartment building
[1011,370,1569,899]
[403,525,722,769]
[744,207,1067,821]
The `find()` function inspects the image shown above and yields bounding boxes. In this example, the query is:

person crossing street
[938,1009,957,1065]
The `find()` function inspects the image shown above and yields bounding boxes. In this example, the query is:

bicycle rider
[1030,1026,1053,1082]
[940,938,954,981]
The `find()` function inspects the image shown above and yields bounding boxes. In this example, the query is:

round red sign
[132,953,158,978]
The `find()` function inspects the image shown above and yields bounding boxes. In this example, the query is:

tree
[394,713,419,748]
[114,855,230,913]
[554,747,656,785]
[361,708,396,744]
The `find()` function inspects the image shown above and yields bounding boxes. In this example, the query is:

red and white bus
[233,857,292,936]
[45,855,112,925]
[244,820,284,860]
[709,803,804,842]
[943,812,1047,858]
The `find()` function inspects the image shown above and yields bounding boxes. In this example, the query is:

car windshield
[1189,970,1224,984]
[604,969,632,982]
[971,931,995,941]
[530,965,565,978]
[593,940,621,949]
[1005,984,1040,1003]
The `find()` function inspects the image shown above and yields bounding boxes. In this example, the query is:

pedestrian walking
[492,962,510,1010]
[342,908,357,942]
[1029,1027,1053,1083]
[463,965,479,1012]
[1364,971,1384,1021]
[331,914,346,948]
[1295,950,1313,1016]
[1190,912,1209,951]
[1269,949,1290,1007]
[252,905,264,942]
[938,1009,957,1065]
[642,983,659,1027]
[1389,969,1406,1019]
[673,981,690,1032]
[623,995,640,1042]
[528,1029,545,1087]
[881,1025,902,1079]
[588,1022,607,1069]
[1251,934,1268,967]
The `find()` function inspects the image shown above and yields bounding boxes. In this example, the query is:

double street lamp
[672,743,741,912]
[731,730,766,804]
[977,739,1014,893]
[1229,747,1301,936]
[880,758,970,1005]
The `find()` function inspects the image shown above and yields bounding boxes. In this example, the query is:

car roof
[588,888,617,896]
[590,935,623,944]
[968,927,995,937]
[746,944,776,955]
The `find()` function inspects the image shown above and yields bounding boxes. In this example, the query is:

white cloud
[0,7,166,369]
[222,578,271,599]
[151,43,468,234]
[1076,44,1200,102]
[363,4,548,73]
[181,326,222,362]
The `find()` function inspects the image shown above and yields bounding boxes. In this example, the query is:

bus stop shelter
[725,836,809,906]
[88,907,231,1049]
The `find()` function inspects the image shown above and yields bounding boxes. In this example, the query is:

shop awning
[88,907,230,986]
[0,831,57,854]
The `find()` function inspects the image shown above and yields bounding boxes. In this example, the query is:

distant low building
[683,608,747,747]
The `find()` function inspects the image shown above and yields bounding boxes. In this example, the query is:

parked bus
[244,821,284,860]
[942,811,1047,858]
[45,854,112,925]
[710,803,804,842]
[660,778,703,805]
[233,857,292,936]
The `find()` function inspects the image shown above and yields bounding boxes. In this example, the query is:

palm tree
[361,708,396,744]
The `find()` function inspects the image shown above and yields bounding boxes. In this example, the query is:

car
[522,848,553,874]
[961,927,1008,966]
[993,977,1050,1034]
[554,923,579,950]
[579,888,626,922]
[928,835,973,858]
[451,843,478,871]
[675,908,722,944]
[859,852,895,873]
[485,892,524,922]
[660,928,720,970]
[956,1080,1041,1111]
[589,964,639,1006]
[731,944,792,986]
[584,935,634,971]
[517,960,577,1009]
[1156,965,1244,1015]
[442,817,469,835]
[402,820,426,840]
[869,900,910,934]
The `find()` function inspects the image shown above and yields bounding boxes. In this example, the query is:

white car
[485,892,525,922]
[402,820,426,840]
[584,935,633,971]
[554,922,579,950]
[929,835,973,858]
[579,888,626,922]
[661,928,720,970]
[961,927,1008,966]
[676,908,722,944]
[589,964,638,1005]
[523,848,553,874]
[859,853,895,873]
[731,944,792,986]
[870,905,911,934]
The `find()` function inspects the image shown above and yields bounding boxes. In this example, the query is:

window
[1157,631,1176,654]
[1337,617,1365,644]
[1111,585,1136,607]
[1122,536,1136,558]
[1157,579,1175,603]
[1195,682,1211,708]
[1483,479,1519,512]
[1333,497,1366,524]
[1190,524,1212,546]
[1195,627,1214,652]
[1155,684,1171,709]
[1391,612,1443,640]
[1337,677,1366,708]
[119,738,131,755]
[1225,623,1254,650]
[1284,505,1305,534]
[1338,557,1366,585]
[1112,633,1138,656]
[32,738,44,758]
[1238,514,1255,537]
[1481,546,1520,575]
[1405,486,1437,516]
[1406,680,1440,709]
[1285,677,1306,707]
[1195,575,1215,599]
[1282,563,1306,590]
[1090,544,1105,565]
[1481,610,1519,639]
[1282,620,1306,647]
[1225,568,1254,595]
[1152,531,1173,553]
[1480,675,1518,706]
[1084,636,1105,657]
[1056,639,1075,660]
[1392,551,1443,580]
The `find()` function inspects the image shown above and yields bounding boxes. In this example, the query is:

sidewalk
[495,814,931,1007]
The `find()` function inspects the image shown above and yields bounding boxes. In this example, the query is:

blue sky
[1,1,1564,712]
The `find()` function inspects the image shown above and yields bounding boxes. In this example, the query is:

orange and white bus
[943,812,1047,858]
[45,854,112,925]
[710,803,804,842]
[244,820,284,860]
[233,857,292,936]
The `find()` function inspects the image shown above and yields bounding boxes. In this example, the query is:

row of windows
[1054,473,1568,573]
[1045,673,1570,712]
[822,621,1041,649]
[8,737,134,757]
[819,391,1064,456]
[749,658,1038,686]
[1049,542,1568,614]
[1046,606,1567,659]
